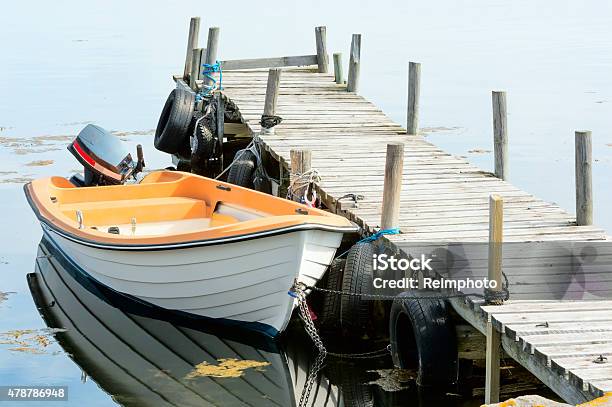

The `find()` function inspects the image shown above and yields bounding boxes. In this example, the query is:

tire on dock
[389,290,457,387]
[340,242,375,335]
[227,149,256,188]
[155,88,195,154]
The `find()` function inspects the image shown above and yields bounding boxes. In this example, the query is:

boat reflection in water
[29,237,342,406]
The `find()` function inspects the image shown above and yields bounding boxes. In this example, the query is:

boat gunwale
[26,185,357,251]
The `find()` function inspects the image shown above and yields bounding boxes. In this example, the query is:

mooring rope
[333,228,401,259]
[260,114,283,129]
[286,168,321,207]
[196,61,223,101]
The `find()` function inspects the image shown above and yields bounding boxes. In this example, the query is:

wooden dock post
[262,68,282,135]
[406,62,421,135]
[183,17,201,81]
[492,91,508,180]
[315,26,328,73]
[204,27,220,88]
[381,143,405,230]
[575,131,593,226]
[333,53,344,84]
[347,34,361,93]
[485,194,504,404]
[189,48,203,90]
[290,149,312,202]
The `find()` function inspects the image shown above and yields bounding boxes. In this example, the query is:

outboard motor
[68,124,145,187]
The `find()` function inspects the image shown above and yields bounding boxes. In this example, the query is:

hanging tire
[340,242,374,333]
[389,290,457,387]
[190,110,216,159]
[318,258,345,331]
[227,149,256,188]
[154,88,195,154]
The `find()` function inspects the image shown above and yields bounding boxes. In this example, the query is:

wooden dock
[176,19,611,405]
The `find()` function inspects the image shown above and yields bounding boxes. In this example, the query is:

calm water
[1,0,611,405]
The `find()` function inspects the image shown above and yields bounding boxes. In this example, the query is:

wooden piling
[406,62,421,135]
[262,68,282,135]
[492,91,508,180]
[189,48,203,90]
[290,149,312,202]
[216,92,225,167]
[290,149,312,175]
[333,53,344,84]
[347,34,361,93]
[315,26,328,73]
[575,131,593,226]
[183,17,201,81]
[204,27,220,88]
[485,194,504,404]
[380,143,405,230]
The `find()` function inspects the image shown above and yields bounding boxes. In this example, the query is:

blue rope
[357,228,400,243]
[335,228,401,259]
[196,60,223,101]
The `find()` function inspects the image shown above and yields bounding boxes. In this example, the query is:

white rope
[287,168,321,204]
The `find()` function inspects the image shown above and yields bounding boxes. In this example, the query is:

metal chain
[295,287,326,407]
[298,282,486,301]
[292,283,392,407]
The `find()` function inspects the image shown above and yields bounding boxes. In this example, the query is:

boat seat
[59,197,208,226]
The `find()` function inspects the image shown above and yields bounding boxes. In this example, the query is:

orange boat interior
[25,171,356,244]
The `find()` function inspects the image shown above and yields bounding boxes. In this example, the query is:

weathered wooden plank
[221,55,319,70]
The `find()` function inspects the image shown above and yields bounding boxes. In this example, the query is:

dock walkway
[174,19,610,403]
[219,67,611,404]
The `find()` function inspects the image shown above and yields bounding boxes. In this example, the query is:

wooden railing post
[406,62,421,135]
[380,143,404,230]
[575,131,593,226]
[485,194,504,404]
[315,26,328,73]
[262,68,282,135]
[492,91,508,180]
[347,34,361,93]
[204,27,220,88]
[183,17,201,81]
[189,48,203,90]
[333,53,344,84]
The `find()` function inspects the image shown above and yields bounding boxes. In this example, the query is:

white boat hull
[42,223,343,335]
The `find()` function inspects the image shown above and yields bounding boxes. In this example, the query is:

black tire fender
[227,149,257,188]
[389,290,457,387]
[318,258,345,330]
[340,242,374,332]
[154,88,195,154]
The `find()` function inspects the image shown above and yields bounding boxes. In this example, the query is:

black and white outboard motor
[68,124,145,187]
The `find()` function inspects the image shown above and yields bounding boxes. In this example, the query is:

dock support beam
[315,26,328,73]
[347,34,361,93]
[485,194,504,404]
[333,53,344,84]
[407,62,421,135]
[183,17,201,81]
[380,143,405,230]
[492,91,508,180]
[204,27,220,88]
[262,68,282,135]
[575,131,593,226]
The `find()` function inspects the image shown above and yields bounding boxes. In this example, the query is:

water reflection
[30,237,342,407]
